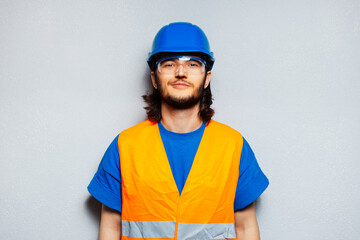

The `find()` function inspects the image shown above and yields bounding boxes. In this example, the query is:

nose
[175,63,187,77]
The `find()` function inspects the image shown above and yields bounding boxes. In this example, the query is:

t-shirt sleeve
[87,135,122,213]
[234,137,269,210]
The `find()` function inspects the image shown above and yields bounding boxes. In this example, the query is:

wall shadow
[255,196,263,212]
[85,195,102,224]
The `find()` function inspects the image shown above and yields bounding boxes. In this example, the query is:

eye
[187,60,201,68]
[161,60,176,68]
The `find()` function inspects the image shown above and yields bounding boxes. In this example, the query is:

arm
[99,204,122,240]
[234,202,260,240]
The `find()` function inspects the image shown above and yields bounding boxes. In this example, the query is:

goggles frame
[155,56,207,74]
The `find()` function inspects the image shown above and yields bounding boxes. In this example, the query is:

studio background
[1,1,359,239]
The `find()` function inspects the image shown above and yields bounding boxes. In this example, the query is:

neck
[160,102,203,133]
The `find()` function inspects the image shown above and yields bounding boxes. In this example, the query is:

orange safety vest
[118,120,243,240]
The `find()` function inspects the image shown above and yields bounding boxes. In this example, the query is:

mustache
[170,80,193,86]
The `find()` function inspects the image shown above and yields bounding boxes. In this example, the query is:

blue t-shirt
[88,122,269,212]
[158,121,206,194]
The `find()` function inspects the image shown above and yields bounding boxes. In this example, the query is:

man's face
[150,55,211,109]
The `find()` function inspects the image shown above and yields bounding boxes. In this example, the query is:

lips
[170,81,191,88]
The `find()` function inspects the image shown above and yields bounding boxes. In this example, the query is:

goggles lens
[156,56,206,74]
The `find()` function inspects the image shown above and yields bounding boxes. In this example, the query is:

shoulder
[207,120,243,140]
[118,120,158,143]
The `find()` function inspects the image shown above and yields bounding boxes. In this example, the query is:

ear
[204,71,211,88]
[150,72,157,89]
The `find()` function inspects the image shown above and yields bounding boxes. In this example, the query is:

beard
[155,75,206,110]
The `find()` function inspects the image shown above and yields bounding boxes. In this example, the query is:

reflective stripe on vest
[122,220,176,238]
[122,221,236,240]
[177,222,237,240]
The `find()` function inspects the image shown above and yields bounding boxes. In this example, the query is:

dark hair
[142,81,215,123]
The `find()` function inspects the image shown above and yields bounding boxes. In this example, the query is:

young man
[88,22,269,240]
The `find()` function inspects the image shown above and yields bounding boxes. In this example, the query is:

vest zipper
[174,195,182,240]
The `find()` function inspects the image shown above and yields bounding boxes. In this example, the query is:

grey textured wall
[1,1,359,239]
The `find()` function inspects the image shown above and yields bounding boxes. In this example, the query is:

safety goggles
[155,56,207,75]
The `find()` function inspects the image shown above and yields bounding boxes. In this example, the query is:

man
[88,22,269,240]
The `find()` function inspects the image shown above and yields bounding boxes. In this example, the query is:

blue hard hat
[147,22,215,70]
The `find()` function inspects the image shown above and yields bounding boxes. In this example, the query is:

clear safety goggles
[156,56,207,75]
